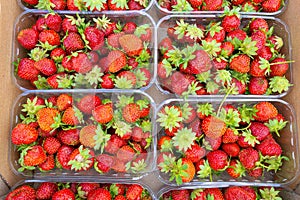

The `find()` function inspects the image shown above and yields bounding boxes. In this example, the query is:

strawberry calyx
[130,159,147,173]
[171,127,196,152]
[157,105,184,132]
[111,0,129,9]
[82,0,107,11]
[241,129,260,147]
[28,47,48,61]
[196,103,214,118]
[218,107,241,128]
[93,124,111,153]
[215,69,232,86]
[134,69,148,88]
[68,145,93,171]
[196,71,212,83]
[134,0,148,7]
[94,16,112,31]
[134,24,150,38]
[85,66,104,86]
[238,104,257,124]
[197,159,212,180]
[35,0,55,10]
[182,81,202,98]
[222,6,241,18]
[21,96,45,121]
[190,189,204,200]
[115,95,134,109]
[259,187,282,200]
[202,39,221,58]
[264,118,288,137]
[114,75,135,89]
[230,37,258,57]
[57,74,75,89]
[207,22,223,38]
[258,154,289,172]
[269,76,292,93]
[112,119,132,138]
[172,0,193,11]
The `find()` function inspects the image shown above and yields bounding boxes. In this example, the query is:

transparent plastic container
[12,11,157,91]
[155,98,299,187]
[157,185,299,199]
[155,0,288,16]
[9,89,157,180]
[1,179,156,199]
[156,15,292,98]
[18,0,155,13]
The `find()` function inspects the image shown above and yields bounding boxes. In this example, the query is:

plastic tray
[156,15,292,98]
[12,11,157,91]
[1,179,156,199]
[9,89,157,180]
[155,0,288,16]
[18,0,155,13]
[155,98,299,187]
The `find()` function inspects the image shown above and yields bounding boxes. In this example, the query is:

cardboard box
[1,0,300,196]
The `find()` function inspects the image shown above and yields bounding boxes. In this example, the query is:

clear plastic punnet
[9,89,157,180]
[155,0,288,16]
[155,98,299,187]
[12,11,157,91]
[18,0,155,13]
[1,179,156,199]
[156,15,292,98]
[157,184,299,199]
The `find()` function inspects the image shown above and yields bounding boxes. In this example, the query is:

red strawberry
[123,22,137,33]
[11,123,38,145]
[62,17,78,33]
[71,52,93,73]
[224,186,255,200]
[227,29,247,40]
[207,150,228,171]
[171,189,190,200]
[36,182,58,200]
[17,28,39,50]
[23,0,38,5]
[205,136,222,150]
[119,34,143,56]
[122,103,141,123]
[107,50,127,73]
[23,145,47,166]
[88,188,111,200]
[39,29,61,46]
[56,145,74,170]
[92,103,114,124]
[77,94,102,115]
[112,158,127,172]
[101,74,115,89]
[202,116,226,139]
[63,32,84,53]
[116,145,135,162]
[226,159,245,178]
[248,77,268,95]
[77,183,100,199]
[222,128,238,143]
[257,46,273,60]
[58,129,80,146]
[56,93,72,111]
[104,134,127,154]
[95,154,115,173]
[107,32,125,48]
[170,72,195,95]
[202,0,222,10]
[185,143,206,163]
[239,148,259,169]
[222,14,240,33]
[248,167,263,178]
[139,27,152,42]
[38,154,55,171]
[34,58,57,76]
[5,185,36,200]
[62,56,73,71]
[52,188,75,200]
[262,0,281,12]
[222,143,240,157]
[249,122,270,141]
[270,57,289,76]
[84,26,105,50]
[50,48,66,62]
[188,0,202,8]
[17,58,40,81]
[62,107,81,125]
[182,50,212,74]
[125,184,143,200]
[249,18,269,33]
[128,0,144,10]
[50,0,67,10]
[43,137,61,155]
[68,146,94,171]
[254,102,278,121]
[116,71,137,88]
[231,0,246,5]
[237,135,252,148]
[204,188,224,200]
[229,54,250,73]
[249,57,267,77]
[45,13,62,32]
[256,136,282,156]
[36,107,60,132]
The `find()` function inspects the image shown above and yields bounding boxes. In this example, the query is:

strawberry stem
[269,60,295,65]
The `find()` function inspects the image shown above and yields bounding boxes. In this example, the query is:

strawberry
[188,0,202,8]
[52,188,75,200]
[71,52,93,73]
[111,158,126,172]
[119,34,143,56]
[226,159,245,178]
[50,0,67,10]
[123,22,137,34]
[11,123,38,145]
[204,188,224,200]
[238,148,259,169]
[249,57,267,77]
[17,28,39,50]
[249,122,270,141]
[56,145,74,170]
[92,103,113,124]
[77,94,102,115]
[251,30,267,52]
[116,71,137,89]
[43,136,61,154]
[116,145,135,162]
[262,0,281,12]
[58,129,80,146]
[104,134,126,154]
[68,146,94,171]
[22,145,47,166]
[62,17,78,33]
[114,195,126,200]
[57,93,73,111]
[222,143,240,157]
[207,150,228,171]
[77,183,100,199]
[88,188,111,200]
[184,143,206,163]
[84,26,105,50]
[170,72,195,95]
[5,185,36,200]
[257,46,273,60]
[183,50,212,74]
[222,128,238,143]
[202,116,226,139]
[224,186,255,200]
[36,182,58,200]
[205,136,222,151]
[227,29,247,40]
[108,0,128,10]
[122,103,141,123]
[270,57,289,76]
[79,125,97,148]
[17,58,40,81]
[37,107,60,132]
[202,0,222,10]
[126,184,143,200]
[248,77,268,95]
[231,0,246,5]
[38,29,61,46]
[101,74,115,89]
[38,154,55,171]
[107,50,127,73]
[95,154,115,173]
[254,102,278,121]
[50,48,66,62]
[23,0,38,5]
[62,107,81,125]
[249,18,269,33]
[229,54,250,73]
[34,58,57,76]
[171,189,190,200]
[237,135,252,148]
[128,0,144,10]
[256,136,282,156]
[63,32,85,53]
[45,13,62,32]
[221,8,241,33]
[107,32,125,48]
[248,167,263,178]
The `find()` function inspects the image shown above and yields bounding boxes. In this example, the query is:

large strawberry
[17,28,39,50]
[5,185,36,200]
[36,182,58,200]
[107,50,127,73]
[11,123,38,145]
[119,34,143,56]
[84,26,105,50]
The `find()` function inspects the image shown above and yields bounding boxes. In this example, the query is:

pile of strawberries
[157,12,291,97]
[156,101,289,185]
[160,186,283,200]
[15,13,153,90]
[158,0,285,13]
[11,93,153,175]
[21,0,150,11]
[5,182,152,200]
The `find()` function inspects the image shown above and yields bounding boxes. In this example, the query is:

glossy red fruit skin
[207,150,228,171]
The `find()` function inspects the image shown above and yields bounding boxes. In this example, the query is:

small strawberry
[171,189,190,200]
[249,18,269,33]
[116,145,135,162]
[249,122,270,142]
[248,76,268,95]
[77,94,102,115]
[21,145,47,167]
[224,186,255,200]
[87,188,111,200]
[115,71,137,89]
[123,22,137,34]
[71,52,93,73]
[5,185,36,200]
[17,28,39,50]
[188,0,202,9]
[222,143,240,157]
[45,13,62,32]
[202,0,222,10]
[256,136,282,156]
[248,167,263,178]
[104,134,126,154]
[79,125,97,148]
[254,102,278,121]
[270,57,289,77]
[262,0,281,12]
[52,188,75,200]
[36,107,60,132]
[107,50,127,73]
[23,0,38,5]
[38,154,55,171]
[107,32,125,48]
[92,103,114,124]
[50,48,66,62]
[101,73,115,89]
[84,26,105,50]
[204,136,222,151]
[170,72,195,95]
[184,143,206,163]
[94,154,115,173]
[206,150,228,171]
[17,58,40,81]
[62,106,82,125]
[204,188,224,200]
[62,17,78,33]
[111,158,126,172]
[57,93,73,111]
[184,50,213,75]
[11,123,38,145]
[227,29,247,40]
[39,29,61,46]
[56,145,74,170]
[63,32,85,53]
[238,147,259,169]
[34,58,57,76]
[229,54,250,73]
[36,182,58,200]
[125,184,143,200]
[76,183,100,198]
[43,136,61,154]
[58,129,80,146]
[222,128,238,143]
[68,145,94,171]
[226,159,246,178]
[221,7,241,32]
[122,103,141,123]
